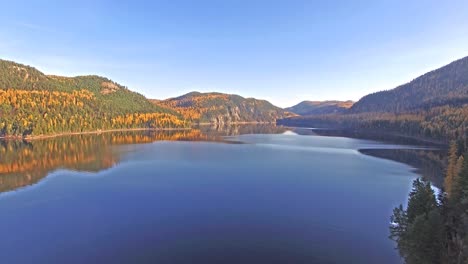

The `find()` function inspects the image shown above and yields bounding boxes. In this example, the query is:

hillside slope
[0,60,176,114]
[286,100,354,115]
[279,56,468,141]
[0,59,186,137]
[351,56,468,113]
[155,92,294,124]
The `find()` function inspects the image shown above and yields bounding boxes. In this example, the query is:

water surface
[0,126,443,263]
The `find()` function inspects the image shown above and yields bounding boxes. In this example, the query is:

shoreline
[0,127,192,141]
[0,121,278,141]
[195,121,277,126]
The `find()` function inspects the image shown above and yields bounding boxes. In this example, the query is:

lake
[0,125,445,264]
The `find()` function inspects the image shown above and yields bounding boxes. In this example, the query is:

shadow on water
[290,127,445,147]
[358,148,446,188]
[289,127,447,188]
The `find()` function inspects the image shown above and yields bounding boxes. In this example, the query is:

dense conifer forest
[285,100,354,115]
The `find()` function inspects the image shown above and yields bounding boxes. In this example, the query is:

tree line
[0,89,188,137]
[278,104,468,142]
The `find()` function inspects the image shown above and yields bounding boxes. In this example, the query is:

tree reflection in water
[0,125,446,194]
[0,125,288,193]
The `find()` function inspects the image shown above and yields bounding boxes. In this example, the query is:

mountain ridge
[0,59,187,137]
[0,59,178,114]
[154,91,295,124]
[350,56,468,113]
[278,56,468,141]
[286,100,354,115]
[0,59,297,137]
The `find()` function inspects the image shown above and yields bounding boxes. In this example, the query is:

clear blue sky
[1,0,468,107]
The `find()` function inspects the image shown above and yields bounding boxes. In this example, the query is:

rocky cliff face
[154,92,294,124]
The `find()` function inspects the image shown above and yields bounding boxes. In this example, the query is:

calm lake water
[0,126,444,264]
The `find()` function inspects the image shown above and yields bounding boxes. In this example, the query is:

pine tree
[406,179,438,222]
[451,152,468,203]
[445,142,460,197]
[390,178,443,264]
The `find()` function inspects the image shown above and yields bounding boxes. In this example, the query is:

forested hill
[0,59,186,137]
[278,56,468,141]
[351,56,468,113]
[154,92,294,124]
[0,59,175,114]
[286,100,354,115]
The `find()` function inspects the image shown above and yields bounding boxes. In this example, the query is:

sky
[1,0,468,107]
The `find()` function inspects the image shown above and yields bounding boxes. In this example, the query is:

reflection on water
[289,127,447,188]
[359,149,446,188]
[291,127,445,147]
[0,125,287,194]
[0,124,448,264]
[197,123,288,136]
[0,125,446,194]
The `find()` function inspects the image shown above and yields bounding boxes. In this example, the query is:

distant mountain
[154,91,294,124]
[286,100,354,115]
[0,59,185,137]
[351,56,468,113]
